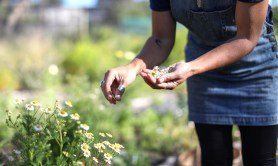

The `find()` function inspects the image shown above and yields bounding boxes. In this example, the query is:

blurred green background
[0,0,277,165]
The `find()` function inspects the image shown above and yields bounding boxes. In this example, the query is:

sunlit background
[0,0,277,165]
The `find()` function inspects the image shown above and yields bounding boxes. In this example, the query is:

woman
[101,0,278,165]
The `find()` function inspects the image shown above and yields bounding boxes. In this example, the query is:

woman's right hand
[101,66,138,104]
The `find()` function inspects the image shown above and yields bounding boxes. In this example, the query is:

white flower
[25,104,34,111]
[7,156,14,161]
[109,143,124,154]
[63,151,69,157]
[83,150,91,158]
[34,125,43,132]
[94,143,106,153]
[13,149,21,155]
[45,107,54,114]
[104,153,112,164]
[31,100,41,107]
[58,110,68,117]
[76,161,83,165]
[70,113,80,121]
[15,98,23,105]
[81,143,90,151]
[80,124,89,131]
[99,132,106,137]
[85,132,94,139]
[65,100,73,108]
[102,141,111,146]
[48,64,59,75]
[106,133,113,138]
[93,157,99,163]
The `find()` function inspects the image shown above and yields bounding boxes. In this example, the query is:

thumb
[114,79,127,101]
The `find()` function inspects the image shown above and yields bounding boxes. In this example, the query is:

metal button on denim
[269,36,276,42]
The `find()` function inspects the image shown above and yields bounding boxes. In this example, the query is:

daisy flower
[99,132,106,137]
[81,143,90,151]
[80,124,89,131]
[70,113,80,121]
[94,143,106,153]
[45,107,54,114]
[85,132,94,140]
[83,150,91,158]
[104,153,112,164]
[25,104,34,111]
[58,110,68,117]
[102,141,111,146]
[93,157,99,163]
[15,98,23,105]
[34,125,43,132]
[106,133,113,138]
[65,100,73,108]
[31,100,41,107]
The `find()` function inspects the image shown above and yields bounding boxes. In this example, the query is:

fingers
[157,72,179,83]
[101,70,117,104]
[140,72,159,89]
[156,81,179,90]
[140,69,184,90]
[114,77,125,101]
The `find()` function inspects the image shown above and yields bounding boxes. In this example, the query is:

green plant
[5,99,124,165]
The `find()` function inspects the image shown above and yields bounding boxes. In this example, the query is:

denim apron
[170,0,278,125]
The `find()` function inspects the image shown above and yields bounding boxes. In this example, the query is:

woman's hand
[101,66,138,104]
[140,62,193,90]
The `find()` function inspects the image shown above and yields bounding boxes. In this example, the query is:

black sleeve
[150,0,171,11]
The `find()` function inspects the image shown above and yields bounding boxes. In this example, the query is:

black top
[150,0,273,24]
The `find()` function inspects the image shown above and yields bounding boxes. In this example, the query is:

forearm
[188,37,256,75]
[126,36,174,73]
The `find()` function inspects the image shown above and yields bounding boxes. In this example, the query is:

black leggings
[195,124,278,166]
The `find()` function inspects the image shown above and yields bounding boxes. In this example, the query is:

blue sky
[62,0,98,8]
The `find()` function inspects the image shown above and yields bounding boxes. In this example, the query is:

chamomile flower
[34,125,43,132]
[99,132,106,137]
[31,100,41,107]
[83,150,91,158]
[65,100,73,108]
[80,124,89,131]
[93,157,99,163]
[63,151,69,157]
[94,143,106,153]
[104,153,112,164]
[15,98,23,105]
[58,110,68,117]
[13,149,21,155]
[106,133,113,138]
[85,132,94,140]
[70,113,80,121]
[102,141,111,146]
[7,156,14,161]
[109,143,124,154]
[45,107,54,114]
[25,104,34,111]
[81,143,90,151]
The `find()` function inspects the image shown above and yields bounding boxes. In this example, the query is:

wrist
[187,61,202,76]
[125,58,146,74]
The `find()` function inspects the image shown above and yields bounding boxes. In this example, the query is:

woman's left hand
[140,61,194,90]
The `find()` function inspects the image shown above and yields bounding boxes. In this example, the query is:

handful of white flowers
[151,65,175,79]
[5,99,124,165]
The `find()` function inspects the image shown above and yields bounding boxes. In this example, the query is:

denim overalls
[170,0,278,125]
